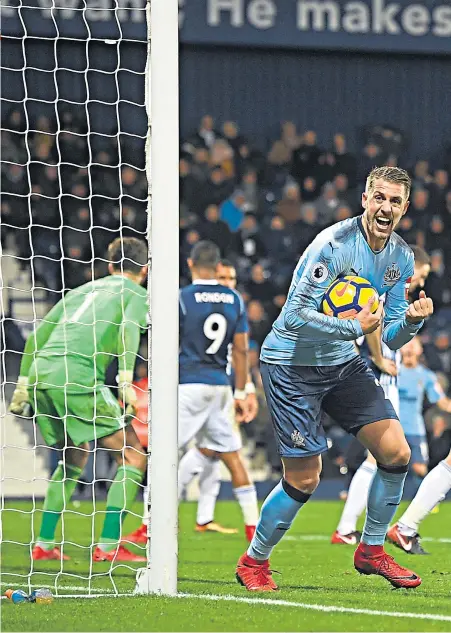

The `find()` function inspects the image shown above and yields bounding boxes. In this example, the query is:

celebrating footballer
[236,165,434,592]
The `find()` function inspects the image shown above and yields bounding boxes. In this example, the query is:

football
[322,275,379,319]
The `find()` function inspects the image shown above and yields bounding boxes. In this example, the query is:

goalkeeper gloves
[9,376,31,416]
[118,370,138,417]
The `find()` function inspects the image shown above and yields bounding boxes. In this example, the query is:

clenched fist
[406,290,434,324]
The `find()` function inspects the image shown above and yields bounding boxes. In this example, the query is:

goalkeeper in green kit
[9,237,148,562]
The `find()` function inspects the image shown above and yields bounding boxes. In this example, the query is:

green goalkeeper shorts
[30,386,126,447]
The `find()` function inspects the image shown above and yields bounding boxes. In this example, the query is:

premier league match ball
[322,276,379,319]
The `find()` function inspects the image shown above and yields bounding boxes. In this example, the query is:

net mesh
[1,0,150,596]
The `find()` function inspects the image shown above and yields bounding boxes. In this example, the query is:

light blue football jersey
[261,216,422,366]
[179,280,248,385]
[398,364,444,435]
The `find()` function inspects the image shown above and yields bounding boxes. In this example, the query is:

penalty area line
[176,592,451,623]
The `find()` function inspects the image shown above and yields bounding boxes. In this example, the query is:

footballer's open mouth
[375,216,392,231]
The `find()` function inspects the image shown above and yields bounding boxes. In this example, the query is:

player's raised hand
[356,296,384,334]
[406,290,434,324]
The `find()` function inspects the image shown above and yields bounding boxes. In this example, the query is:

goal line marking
[176,592,451,623]
[1,586,451,622]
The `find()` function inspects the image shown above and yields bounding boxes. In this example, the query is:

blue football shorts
[260,356,398,458]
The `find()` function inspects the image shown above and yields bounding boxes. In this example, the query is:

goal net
[1,0,157,597]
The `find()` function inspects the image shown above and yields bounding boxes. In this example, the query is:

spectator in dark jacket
[240,213,266,263]
[246,263,276,306]
[276,182,302,225]
[222,120,246,154]
[333,134,357,187]
[247,299,272,347]
[200,204,239,255]
[199,167,235,214]
[179,158,200,216]
[291,130,321,184]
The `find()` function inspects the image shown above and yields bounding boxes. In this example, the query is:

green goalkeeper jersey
[23,275,147,393]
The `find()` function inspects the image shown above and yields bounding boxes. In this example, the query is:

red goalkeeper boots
[122,524,148,545]
[32,545,70,561]
[93,545,146,563]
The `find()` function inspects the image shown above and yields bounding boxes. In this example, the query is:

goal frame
[137,0,180,596]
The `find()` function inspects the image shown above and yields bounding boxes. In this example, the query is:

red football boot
[32,545,70,561]
[331,530,361,545]
[245,525,256,542]
[122,524,148,545]
[93,545,146,563]
[354,542,422,588]
[236,553,278,591]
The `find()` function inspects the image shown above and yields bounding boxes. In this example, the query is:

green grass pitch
[1,499,451,631]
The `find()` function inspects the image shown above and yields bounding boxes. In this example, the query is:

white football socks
[178,447,212,499]
[337,460,376,535]
[398,460,451,536]
[196,460,221,525]
[233,484,259,526]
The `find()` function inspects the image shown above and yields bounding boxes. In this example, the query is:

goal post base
[134,568,152,595]
[134,568,178,596]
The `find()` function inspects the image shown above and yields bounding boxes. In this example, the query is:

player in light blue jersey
[236,166,434,592]
[331,245,432,546]
[398,337,450,477]
[387,336,451,554]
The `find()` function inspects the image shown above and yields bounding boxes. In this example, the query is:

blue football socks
[247,479,311,560]
[362,463,408,546]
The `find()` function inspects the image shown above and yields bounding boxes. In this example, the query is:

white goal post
[139,0,179,596]
[1,0,179,598]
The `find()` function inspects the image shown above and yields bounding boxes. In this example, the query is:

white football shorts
[382,383,400,417]
[178,383,241,453]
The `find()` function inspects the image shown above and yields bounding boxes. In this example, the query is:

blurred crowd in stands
[2,108,451,478]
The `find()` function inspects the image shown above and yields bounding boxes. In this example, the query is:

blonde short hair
[366,166,411,200]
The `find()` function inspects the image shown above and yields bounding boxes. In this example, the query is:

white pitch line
[1,588,451,622]
[176,593,451,623]
[0,582,119,595]
[284,535,451,543]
